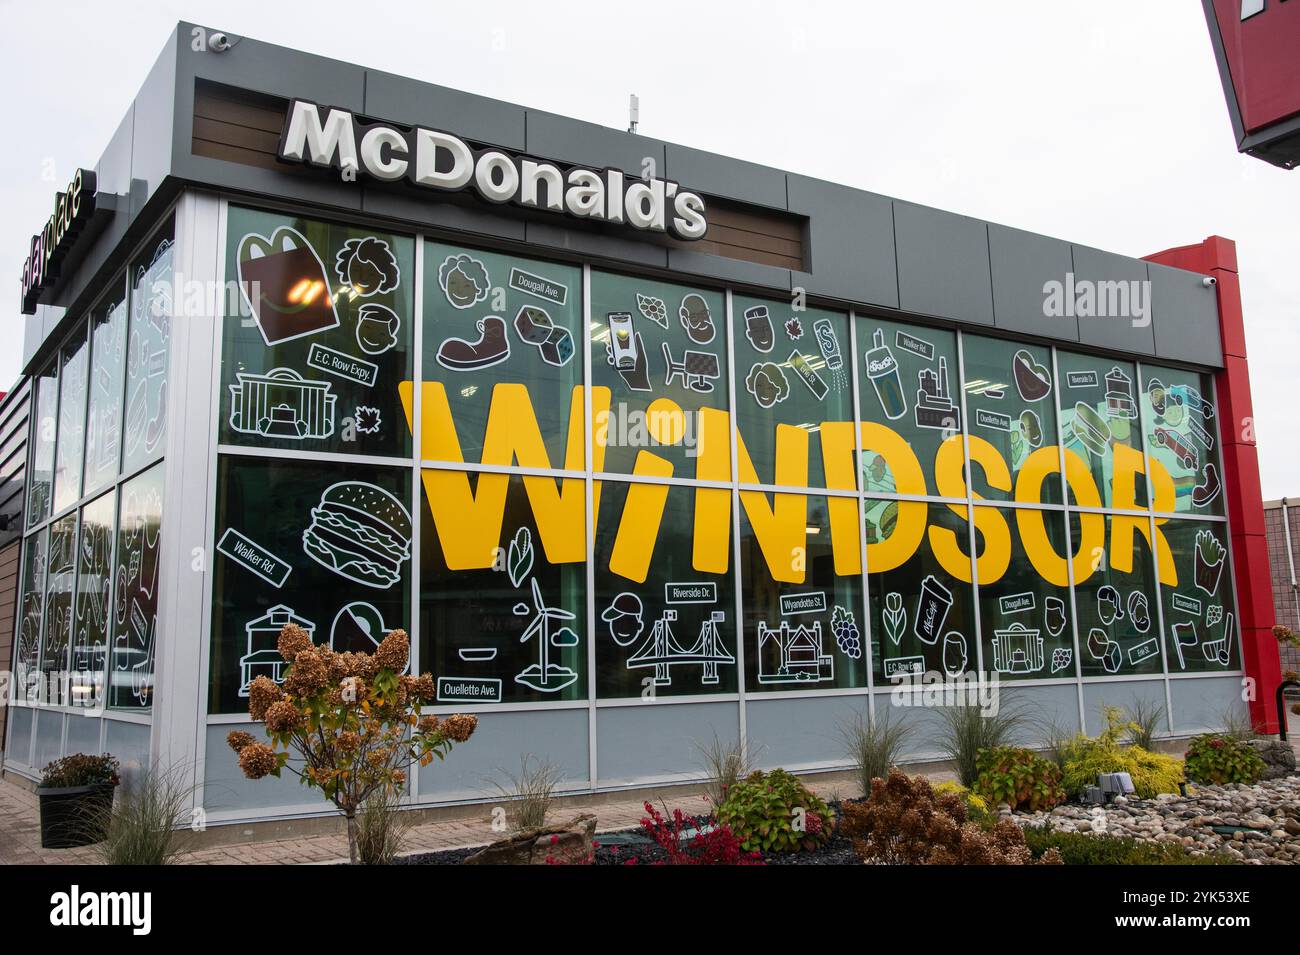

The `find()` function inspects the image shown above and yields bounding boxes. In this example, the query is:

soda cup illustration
[866,329,907,420]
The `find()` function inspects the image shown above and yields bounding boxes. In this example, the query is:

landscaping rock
[462,814,597,865]
[1013,776,1300,865]
[1247,739,1297,780]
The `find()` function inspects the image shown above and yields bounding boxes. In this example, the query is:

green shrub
[840,709,913,799]
[933,781,994,826]
[1060,707,1183,798]
[716,769,833,853]
[1183,733,1265,786]
[1124,698,1165,750]
[93,764,195,865]
[972,747,1066,812]
[1022,827,1234,865]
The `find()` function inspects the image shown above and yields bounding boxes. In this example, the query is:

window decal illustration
[209,456,412,713]
[122,227,173,475]
[109,464,163,709]
[222,207,414,457]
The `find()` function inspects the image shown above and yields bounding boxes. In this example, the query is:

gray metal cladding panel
[526,110,664,177]
[129,33,179,220]
[989,223,1079,341]
[417,707,589,797]
[1169,677,1247,734]
[361,189,526,243]
[894,201,994,327]
[526,220,669,270]
[1070,245,1156,355]
[788,174,897,309]
[745,695,866,768]
[596,702,739,784]
[33,709,64,771]
[1147,261,1224,367]
[665,144,788,209]
[180,154,365,213]
[666,247,791,292]
[364,70,526,150]
[177,23,367,111]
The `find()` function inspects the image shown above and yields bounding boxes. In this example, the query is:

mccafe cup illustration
[237,227,340,346]
[913,574,954,645]
[866,329,907,420]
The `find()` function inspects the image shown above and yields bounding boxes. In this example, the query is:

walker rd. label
[509,267,567,306]
[217,528,292,587]
[307,343,379,387]
[895,331,934,361]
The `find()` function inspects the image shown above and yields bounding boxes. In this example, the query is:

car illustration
[1153,426,1198,470]
[1169,384,1214,419]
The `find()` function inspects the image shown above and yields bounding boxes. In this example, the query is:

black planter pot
[37,782,116,849]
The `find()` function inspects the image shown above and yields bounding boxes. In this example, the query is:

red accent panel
[1216,355,1254,445]
[1211,0,1300,133]
[1144,235,1279,732]
[1222,444,1265,537]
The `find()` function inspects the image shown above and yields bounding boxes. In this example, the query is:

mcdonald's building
[0,22,1281,827]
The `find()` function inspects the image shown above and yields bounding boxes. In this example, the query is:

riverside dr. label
[307,343,379,386]
[665,581,717,603]
[217,528,292,587]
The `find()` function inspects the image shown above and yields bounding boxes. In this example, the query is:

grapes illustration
[831,606,862,659]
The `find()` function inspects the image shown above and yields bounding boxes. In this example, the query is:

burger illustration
[1071,401,1110,458]
[302,482,412,589]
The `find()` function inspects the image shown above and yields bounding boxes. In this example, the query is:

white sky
[1,0,1296,497]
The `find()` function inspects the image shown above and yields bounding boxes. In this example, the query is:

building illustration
[757,621,834,685]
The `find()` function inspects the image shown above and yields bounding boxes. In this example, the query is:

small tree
[228,623,476,863]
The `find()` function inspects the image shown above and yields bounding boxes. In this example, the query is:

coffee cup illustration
[237,227,340,346]
[913,575,953,645]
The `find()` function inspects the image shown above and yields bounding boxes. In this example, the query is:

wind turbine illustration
[514,577,580,693]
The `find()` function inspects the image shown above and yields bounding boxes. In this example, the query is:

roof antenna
[627,94,639,134]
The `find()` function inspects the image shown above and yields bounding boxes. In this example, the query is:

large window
[200,203,1240,724]
[14,217,173,716]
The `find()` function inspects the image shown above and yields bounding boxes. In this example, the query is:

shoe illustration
[1192,463,1221,507]
[436,316,511,370]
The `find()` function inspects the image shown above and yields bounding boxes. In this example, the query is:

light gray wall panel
[746,695,867,769]
[665,144,787,208]
[203,722,310,812]
[416,707,589,798]
[525,110,663,176]
[596,701,738,785]
[65,713,101,757]
[1081,679,1167,736]
[1170,676,1247,735]
[32,709,64,771]
[6,706,34,767]
[105,720,153,785]
[365,70,526,149]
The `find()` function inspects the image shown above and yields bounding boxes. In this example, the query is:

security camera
[209,32,232,52]
[1202,276,1217,288]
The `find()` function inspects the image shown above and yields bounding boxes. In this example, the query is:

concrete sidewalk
[0,773,859,865]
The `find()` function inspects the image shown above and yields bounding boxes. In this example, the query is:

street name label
[217,528,292,587]
[436,677,502,703]
[665,582,717,603]
[780,591,827,615]
[307,343,379,387]
[509,268,567,305]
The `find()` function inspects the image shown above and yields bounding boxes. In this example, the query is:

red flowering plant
[629,801,764,865]
[228,623,477,863]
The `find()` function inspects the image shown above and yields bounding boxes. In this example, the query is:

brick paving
[0,773,859,865]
